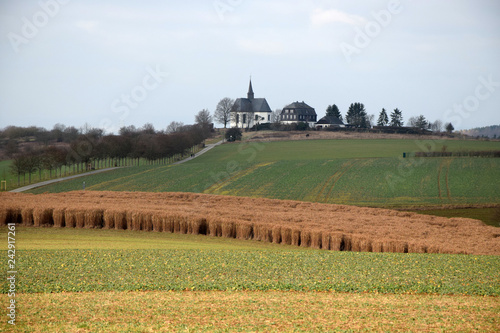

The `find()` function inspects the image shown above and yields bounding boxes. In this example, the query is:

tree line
[1,111,213,186]
[325,103,454,133]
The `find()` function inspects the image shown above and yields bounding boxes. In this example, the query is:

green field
[2,227,499,295]
[0,159,96,190]
[0,154,196,191]
[414,207,500,227]
[28,139,500,209]
[1,227,499,332]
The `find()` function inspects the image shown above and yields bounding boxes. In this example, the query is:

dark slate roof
[232,98,272,113]
[282,101,317,116]
[316,116,344,125]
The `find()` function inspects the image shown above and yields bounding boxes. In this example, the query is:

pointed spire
[247,77,254,100]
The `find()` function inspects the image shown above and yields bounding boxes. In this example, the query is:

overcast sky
[1,0,499,133]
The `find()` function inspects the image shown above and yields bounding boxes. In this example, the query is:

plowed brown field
[1,191,499,255]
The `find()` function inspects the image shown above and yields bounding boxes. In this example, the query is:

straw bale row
[0,191,498,255]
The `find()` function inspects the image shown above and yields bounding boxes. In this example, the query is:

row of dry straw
[0,206,438,253]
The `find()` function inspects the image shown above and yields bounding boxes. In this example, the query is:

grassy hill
[28,138,500,209]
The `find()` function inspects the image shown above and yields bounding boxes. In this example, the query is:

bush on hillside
[225,128,242,142]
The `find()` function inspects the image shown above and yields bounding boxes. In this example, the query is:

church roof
[232,79,272,113]
[233,98,272,113]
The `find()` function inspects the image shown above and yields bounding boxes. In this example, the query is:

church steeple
[247,78,254,100]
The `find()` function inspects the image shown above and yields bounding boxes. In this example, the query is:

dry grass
[1,191,499,255]
[2,291,498,332]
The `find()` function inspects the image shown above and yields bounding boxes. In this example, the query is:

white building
[230,80,273,128]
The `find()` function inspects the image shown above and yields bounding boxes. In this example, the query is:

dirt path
[173,140,223,165]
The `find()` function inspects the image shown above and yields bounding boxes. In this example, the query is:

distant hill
[460,125,500,138]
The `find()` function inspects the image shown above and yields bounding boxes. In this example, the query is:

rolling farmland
[1,226,499,332]
[27,139,500,209]
[4,137,500,332]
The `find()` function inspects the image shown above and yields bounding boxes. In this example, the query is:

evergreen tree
[346,103,368,128]
[445,122,454,133]
[377,108,389,126]
[414,115,428,129]
[326,104,343,121]
[390,108,403,127]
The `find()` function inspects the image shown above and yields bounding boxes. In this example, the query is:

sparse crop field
[3,291,499,332]
[26,139,500,210]
[1,227,499,332]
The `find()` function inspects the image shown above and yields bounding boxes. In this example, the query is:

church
[230,80,273,128]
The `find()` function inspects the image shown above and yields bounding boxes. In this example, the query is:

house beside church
[280,101,317,128]
[229,80,345,130]
[230,80,272,128]
[315,116,345,129]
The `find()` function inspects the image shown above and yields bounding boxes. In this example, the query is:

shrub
[225,128,242,142]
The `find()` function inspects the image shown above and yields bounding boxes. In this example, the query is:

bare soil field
[1,191,499,255]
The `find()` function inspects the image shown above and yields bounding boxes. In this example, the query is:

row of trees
[3,111,214,186]
[0,124,80,144]
[325,103,454,132]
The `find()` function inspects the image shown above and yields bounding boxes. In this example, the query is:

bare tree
[165,121,185,134]
[195,109,213,138]
[19,148,42,184]
[214,98,234,128]
[430,120,443,132]
[272,109,282,123]
[195,109,212,126]
[367,114,375,128]
[10,153,27,186]
[141,123,156,135]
